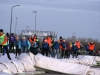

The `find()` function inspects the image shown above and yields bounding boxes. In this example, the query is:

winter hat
[0,29,3,32]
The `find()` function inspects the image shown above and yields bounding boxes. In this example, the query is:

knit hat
[0,29,3,32]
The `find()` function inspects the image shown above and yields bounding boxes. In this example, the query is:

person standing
[72,44,78,58]
[15,36,20,58]
[88,42,95,55]
[65,42,71,58]
[53,40,60,59]
[42,40,49,56]
[0,29,11,60]
[60,40,67,58]
[9,33,15,53]
[75,40,83,55]
[46,35,54,57]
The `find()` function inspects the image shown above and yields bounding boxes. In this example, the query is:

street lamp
[15,17,18,35]
[10,5,20,35]
[33,11,37,34]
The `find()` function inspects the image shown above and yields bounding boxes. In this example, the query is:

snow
[0,53,100,75]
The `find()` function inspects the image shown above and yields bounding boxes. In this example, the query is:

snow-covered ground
[0,53,100,75]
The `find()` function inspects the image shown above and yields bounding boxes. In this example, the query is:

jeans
[60,50,65,58]
[72,50,78,58]
[3,45,11,60]
[54,49,60,59]
[65,50,70,58]
[42,48,49,56]
[9,42,15,53]
[15,45,20,57]
[89,50,93,55]
[21,47,28,53]
[49,47,54,57]
[30,47,37,55]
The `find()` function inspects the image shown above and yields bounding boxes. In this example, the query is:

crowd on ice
[0,29,99,60]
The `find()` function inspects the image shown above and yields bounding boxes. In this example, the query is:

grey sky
[0,0,100,40]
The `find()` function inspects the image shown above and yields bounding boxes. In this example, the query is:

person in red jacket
[88,42,95,55]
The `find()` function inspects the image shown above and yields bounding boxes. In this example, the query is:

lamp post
[15,17,18,35]
[10,5,20,35]
[33,11,37,34]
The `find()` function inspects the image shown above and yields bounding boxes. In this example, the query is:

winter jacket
[53,41,60,49]
[19,39,30,50]
[61,42,67,50]
[15,40,20,46]
[9,35,15,43]
[31,42,38,48]
[42,42,49,49]
[72,45,78,51]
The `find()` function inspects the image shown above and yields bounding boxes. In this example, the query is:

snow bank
[35,54,90,75]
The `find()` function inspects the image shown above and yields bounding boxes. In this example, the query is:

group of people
[0,29,96,60]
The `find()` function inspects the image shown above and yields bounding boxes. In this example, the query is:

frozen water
[0,53,100,75]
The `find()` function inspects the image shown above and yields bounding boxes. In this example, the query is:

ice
[60,55,97,66]
[35,54,90,75]
[87,68,100,75]
[0,70,12,75]
[95,56,100,62]
[0,53,100,75]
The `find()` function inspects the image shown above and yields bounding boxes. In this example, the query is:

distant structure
[21,30,57,39]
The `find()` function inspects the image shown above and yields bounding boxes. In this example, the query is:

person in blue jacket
[42,40,49,56]
[85,44,89,55]
[72,43,78,58]
[15,36,20,58]
[60,40,67,58]
[19,36,30,53]
[53,40,60,59]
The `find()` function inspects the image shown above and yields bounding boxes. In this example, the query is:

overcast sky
[0,0,100,40]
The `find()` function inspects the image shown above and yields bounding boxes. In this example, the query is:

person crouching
[19,36,30,53]
[30,41,38,55]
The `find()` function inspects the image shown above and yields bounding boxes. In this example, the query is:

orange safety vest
[29,38,34,43]
[76,41,81,49]
[34,38,37,42]
[88,44,95,50]
[46,37,52,46]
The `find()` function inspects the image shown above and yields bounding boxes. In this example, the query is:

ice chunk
[35,54,90,75]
